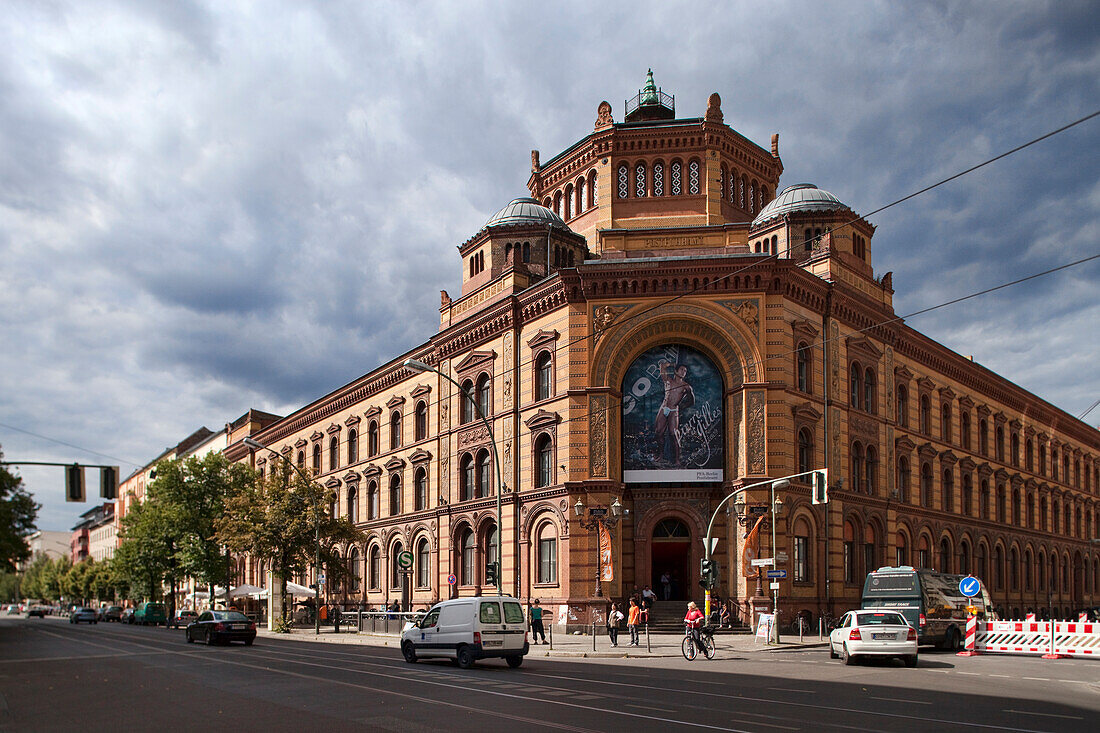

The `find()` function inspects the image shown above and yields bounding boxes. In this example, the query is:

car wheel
[456,645,475,669]
[245,638,254,647]
[93,620,97,624]
[904,655,918,668]
[943,627,960,651]
[829,641,839,659]
[205,631,213,646]
[505,655,523,669]
[186,630,194,644]
[842,644,856,666]
[401,641,418,663]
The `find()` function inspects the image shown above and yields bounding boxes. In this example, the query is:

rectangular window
[479,601,501,624]
[538,537,557,584]
[793,536,808,582]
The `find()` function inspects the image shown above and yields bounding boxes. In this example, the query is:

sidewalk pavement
[256,625,828,659]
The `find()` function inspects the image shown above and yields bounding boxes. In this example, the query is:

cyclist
[684,601,705,647]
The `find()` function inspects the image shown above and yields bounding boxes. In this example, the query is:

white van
[400,596,529,669]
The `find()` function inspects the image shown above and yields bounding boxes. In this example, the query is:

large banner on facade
[621,344,724,483]
[598,522,614,582]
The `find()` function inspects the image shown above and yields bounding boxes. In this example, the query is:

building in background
[23,530,70,569]
[208,73,1098,629]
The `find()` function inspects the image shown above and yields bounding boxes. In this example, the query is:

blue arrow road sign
[766,569,787,579]
[959,576,980,597]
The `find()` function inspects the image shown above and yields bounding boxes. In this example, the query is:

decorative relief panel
[885,346,895,422]
[717,299,760,337]
[503,337,514,410]
[458,425,490,450]
[590,394,608,477]
[747,390,766,475]
[828,322,840,398]
[886,426,896,497]
[731,395,743,478]
[593,305,631,336]
[850,414,879,440]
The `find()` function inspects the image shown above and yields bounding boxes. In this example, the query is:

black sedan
[185,610,256,646]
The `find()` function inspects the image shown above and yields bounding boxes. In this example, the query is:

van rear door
[502,600,527,652]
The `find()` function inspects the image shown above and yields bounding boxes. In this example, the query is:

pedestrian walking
[660,572,672,601]
[606,603,624,647]
[627,598,641,646]
[529,599,546,644]
[332,603,341,633]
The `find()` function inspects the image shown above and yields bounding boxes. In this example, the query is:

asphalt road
[1,616,1098,732]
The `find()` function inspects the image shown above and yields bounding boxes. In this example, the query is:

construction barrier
[975,620,1100,659]
[956,615,979,656]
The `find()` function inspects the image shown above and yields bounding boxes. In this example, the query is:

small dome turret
[751,183,847,228]
[484,197,570,231]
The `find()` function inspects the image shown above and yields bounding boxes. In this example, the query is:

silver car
[829,610,917,667]
[69,607,99,624]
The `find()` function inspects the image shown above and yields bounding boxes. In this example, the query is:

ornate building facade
[227,74,1100,627]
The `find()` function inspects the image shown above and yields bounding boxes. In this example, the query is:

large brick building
[227,74,1100,628]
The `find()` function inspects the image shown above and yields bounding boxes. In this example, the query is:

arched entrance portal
[651,518,692,601]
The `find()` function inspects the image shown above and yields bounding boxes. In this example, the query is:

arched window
[564,184,573,219]
[348,429,358,464]
[389,474,401,516]
[460,379,475,424]
[962,473,973,515]
[414,468,427,512]
[346,486,358,523]
[348,547,361,592]
[979,419,989,455]
[415,401,428,442]
[368,421,379,456]
[749,181,757,213]
[369,545,380,589]
[921,462,933,507]
[1012,489,1021,525]
[917,536,930,569]
[942,469,954,512]
[635,162,647,197]
[460,528,475,585]
[589,170,597,208]
[390,542,404,589]
[461,453,475,501]
[535,433,554,488]
[1024,548,1033,590]
[996,426,1005,462]
[866,446,877,494]
[416,537,430,589]
[919,395,931,434]
[297,451,305,469]
[617,163,629,199]
[996,485,1006,523]
[976,544,988,582]
[849,362,862,409]
[485,524,499,576]
[576,177,586,214]
[390,411,402,450]
[688,160,701,195]
[522,242,530,263]
[670,160,682,195]
[477,449,492,498]
[535,351,553,401]
[476,373,491,418]
[941,404,952,442]
[312,443,321,473]
[864,367,876,414]
[980,480,990,519]
[895,532,909,566]
[993,546,1004,590]
[896,385,909,427]
[1011,433,1020,466]
[897,457,910,502]
[793,518,812,582]
[536,521,558,584]
[797,428,813,474]
[1026,493,1035,527]
[652,160,664,196]
[329,436,340,471]
[851,442,864,494]
[367,480,379,520]
[960,411,971,450]
[796,343,812,393]
[959,540,971,575]
[553,190,562,216]
[939,538,952,573]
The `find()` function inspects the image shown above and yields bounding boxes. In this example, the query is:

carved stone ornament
[590,394,608,478]
[593,305,626,333]
[718,299,759,336]
[458,425,491,449]
[326,422,342,435]
[440,402,449,430]
[595,100,614,129]
[747,390,766,475]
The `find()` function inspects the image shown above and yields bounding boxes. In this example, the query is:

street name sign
[766,569,787,579]
[751,558,774,567]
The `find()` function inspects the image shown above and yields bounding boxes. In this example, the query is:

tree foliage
[115,494,179,603]
[0,446,40,571]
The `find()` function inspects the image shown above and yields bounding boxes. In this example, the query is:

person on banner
[654,359,695,466]
[529,599,546,645]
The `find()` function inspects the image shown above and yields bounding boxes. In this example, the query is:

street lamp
[403,358,505,596]
[242,436,323,635]
[573,497,625,597]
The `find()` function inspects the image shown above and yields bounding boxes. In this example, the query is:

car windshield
[856,612,907,626]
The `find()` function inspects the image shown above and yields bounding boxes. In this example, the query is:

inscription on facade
[644,236,704,249]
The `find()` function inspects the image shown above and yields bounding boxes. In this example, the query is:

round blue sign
[959,576,980,598]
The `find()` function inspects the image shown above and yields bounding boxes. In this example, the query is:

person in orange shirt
[627,598,642,647]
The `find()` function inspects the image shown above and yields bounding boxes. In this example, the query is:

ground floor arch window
[536,521,558,584]
[416,537,430,589]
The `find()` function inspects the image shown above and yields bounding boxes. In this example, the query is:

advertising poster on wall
[621,344,724,482]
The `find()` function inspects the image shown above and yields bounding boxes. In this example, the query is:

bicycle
[681,623,716,660]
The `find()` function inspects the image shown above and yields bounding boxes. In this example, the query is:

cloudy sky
[2,1,1098,533]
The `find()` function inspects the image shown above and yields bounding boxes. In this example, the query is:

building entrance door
[651,518,691,601]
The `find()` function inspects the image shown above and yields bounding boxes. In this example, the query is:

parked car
[70,607,99,624]
[121,608,135,624]
[101,606,124,622]
[133,602,168,626]
[400,596,529,669]
[185,610,256,646]
[168,610,199,629]
[829,609,918,667]
[5,606,18,615]
[27,606,47,618]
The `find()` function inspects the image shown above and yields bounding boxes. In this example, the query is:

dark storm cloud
[1,0,1097,530]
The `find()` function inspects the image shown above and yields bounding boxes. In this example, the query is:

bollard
[548,621,553,650]
[645,622,651,653]
[956,615,979,656]
[592,622,596,652]
[799,618,804,644]
[818,617,824,641]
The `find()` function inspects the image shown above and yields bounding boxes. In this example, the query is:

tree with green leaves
[0,571,20,603]
[216,461,364,625]
[115,494,181,609]
[0,446,40,572]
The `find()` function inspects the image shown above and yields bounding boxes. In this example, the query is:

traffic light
[811,468,829,505]
[699,559,719,589]
[65,464,85,502]
[486,561,499,588]
[100,466,119,500]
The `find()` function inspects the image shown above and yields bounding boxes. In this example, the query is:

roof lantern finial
[640,68,658,105]
[624,69,675,122]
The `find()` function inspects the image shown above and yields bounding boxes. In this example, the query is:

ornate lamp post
[573,497,625,598]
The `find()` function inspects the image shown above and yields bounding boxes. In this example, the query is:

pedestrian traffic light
[100,466,119,500]
[811,468,829,505]
[486,561,499,588]
[65,463,85,502]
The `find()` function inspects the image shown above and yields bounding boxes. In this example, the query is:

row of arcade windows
[545,170,597,221]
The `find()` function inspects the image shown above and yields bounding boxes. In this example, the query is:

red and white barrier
[1080,612,1089,622]
[973,620,1100,659]
[1025,612,1036,621]
[956,615,979,656]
